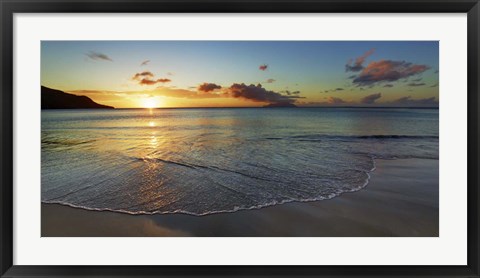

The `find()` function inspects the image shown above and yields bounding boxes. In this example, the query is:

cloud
[348,75,357,79]
[383,84,394,88]
[265,78,276,83]
[259,64,268,71]
[345,49,375,72]
[360,93,382,104]
[434,70,439,74]
[86,51,113,62]
[227,83,301,106]
[198,82,222,92]
[137,78,171,86]
[283,90,301,95]
[387,96,438,107]
[167,72,174,76]
[407,82,425,87]
[335,88,344,91]
[140,60,150,66]
[352,60,430,86]
[327,96,346,104]
[139,79,158,85]
[430,83,439,87]
[132,71,154,80]
[132,71,171,86]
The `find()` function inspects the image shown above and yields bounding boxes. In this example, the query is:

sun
[141,97,160,109]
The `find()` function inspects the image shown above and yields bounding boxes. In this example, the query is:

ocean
[41,108,439,216]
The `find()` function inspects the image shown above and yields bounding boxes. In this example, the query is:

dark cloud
[348,75,357,79]
[86,51,113,62]
[132,71,171,86]
[430,83,439,87]
[383,84,394,88]
[227,83,301,106]
[138,78,171,86]
[132,71,154,80]
[139,78,158,85]
[335,88,344,91]
[198,82,222,92]
[284,90,300,95]
[265,78,276,83]
[352,60,430,86]
[407,82,426,87]
[388,96,438,107]
[434,70,439,74]
[360,93,382,104]
[140,60,150,66]
[259,64,268,71]
[412,78,423,82]
[345,49,375,72]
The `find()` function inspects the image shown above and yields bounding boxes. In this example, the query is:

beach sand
[41,158,438,237]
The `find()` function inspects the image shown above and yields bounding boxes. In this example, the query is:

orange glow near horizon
[141,98,161,109]
[72,90,266,108]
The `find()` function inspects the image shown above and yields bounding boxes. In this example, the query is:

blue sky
[41,41,439,108]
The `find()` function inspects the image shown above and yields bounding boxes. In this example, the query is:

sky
[41,41,439,108]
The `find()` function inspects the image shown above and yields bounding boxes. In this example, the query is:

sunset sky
[41,41,439,108]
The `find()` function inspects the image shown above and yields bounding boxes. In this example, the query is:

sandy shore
[42,158,438,237]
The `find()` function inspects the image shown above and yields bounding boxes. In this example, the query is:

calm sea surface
[41,108,439,215]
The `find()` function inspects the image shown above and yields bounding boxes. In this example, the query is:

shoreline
[42,158,439,237]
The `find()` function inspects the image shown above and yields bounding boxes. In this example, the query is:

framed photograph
[1,0,479,277]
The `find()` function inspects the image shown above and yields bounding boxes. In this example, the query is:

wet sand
[42,158,438,237]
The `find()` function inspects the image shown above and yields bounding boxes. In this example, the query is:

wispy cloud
[387,96,437,107]
[360,93,382,104]
[265,78,276,83]
[283,90,300,96]
[140,60,150,66]
[86,51,113,62]
[327,96,346,104]
[407,82,426,87]
[345,49,375,72]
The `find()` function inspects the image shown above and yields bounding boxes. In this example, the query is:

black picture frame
[1,0,479,277]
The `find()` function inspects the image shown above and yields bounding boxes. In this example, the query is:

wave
[42,157,378,217]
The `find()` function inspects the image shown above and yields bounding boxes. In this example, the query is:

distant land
[41,86,114,109]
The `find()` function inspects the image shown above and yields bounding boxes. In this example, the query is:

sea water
[41,108,439,215]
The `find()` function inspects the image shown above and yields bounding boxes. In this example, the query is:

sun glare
[141,98,159,109]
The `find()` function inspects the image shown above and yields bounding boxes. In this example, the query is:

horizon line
[43,106,439,110]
